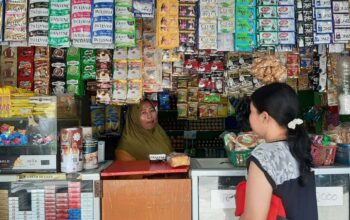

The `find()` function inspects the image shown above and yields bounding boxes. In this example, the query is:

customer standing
[115,99,173,161]
[240,83,318,220]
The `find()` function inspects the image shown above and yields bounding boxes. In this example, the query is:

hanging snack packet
[112,79,127,104]
[113,61,128,80]
[81,49,96,80]
[127,60,142,79]
[66,47,84,96]
[156,0,179,48]
[105,105,121,134]
[96,81,112,104]
[1,46,17,87]
[34,46,50,94]
[114,47,128,60]
[115,32,136,47]
[188,102,198,120]
[17,47,35,91]
[177,103,188,118]
[90,105,105,137]
[126,79,142,103]
[50,47,67,95]
[127,40,142,59]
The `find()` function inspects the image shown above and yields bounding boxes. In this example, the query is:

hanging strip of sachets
[257,0,278,47]
[4,0,27,42]
[178,1,198,52]
[28,0,49,46]
[314,0,333,44]
[277,0,295,45]
[235,0,256,51]
[296,0,313,47]
[198,0,217,50]
[157,0,179,49]
[34,46,50,95]
[332,0,350,43]
[71,0,93,48]
[115,0,136,48]
[217,0,235,51]
[92,0,114,48]
[49,0,71,47]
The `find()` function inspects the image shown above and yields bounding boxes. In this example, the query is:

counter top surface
[101,160,189,177]
[190,158,350,175]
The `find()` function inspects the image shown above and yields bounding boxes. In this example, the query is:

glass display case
[0,161,111,220]
[190,158,350,220]
[0,96,58,173]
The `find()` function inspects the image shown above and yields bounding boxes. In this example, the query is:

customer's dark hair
[250,83,313,186]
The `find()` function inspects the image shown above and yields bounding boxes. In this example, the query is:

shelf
[0,144,56,148]
[0,116,56,121]
[0,144,57,155]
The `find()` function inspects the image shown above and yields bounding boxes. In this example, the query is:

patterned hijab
[117,100,173,160]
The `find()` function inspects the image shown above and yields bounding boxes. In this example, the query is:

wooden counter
[101,160,191,220]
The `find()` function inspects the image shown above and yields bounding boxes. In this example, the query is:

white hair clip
[287,118,303,130]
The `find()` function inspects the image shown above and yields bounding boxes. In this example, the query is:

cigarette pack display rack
[0,161,111,220]
[0,96,57,173]
[190,158,350,220]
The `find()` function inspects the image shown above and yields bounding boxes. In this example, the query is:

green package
[48,0,71,47]
[81,49,96,80]
[66,48,83,96]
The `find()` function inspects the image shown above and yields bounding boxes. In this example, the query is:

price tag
[316,187,343,206]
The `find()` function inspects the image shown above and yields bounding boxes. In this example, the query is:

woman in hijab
[115,99,173,161]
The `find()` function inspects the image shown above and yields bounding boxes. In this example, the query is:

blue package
[92,1,114,46]
[158,91,171,110]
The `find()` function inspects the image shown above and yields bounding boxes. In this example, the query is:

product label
[277,6,294,19]
[258,32,278,45]
[315,0,331,8]
[278,32,295,44]
[334,14,350,27]
[316,21,333,33]
[278,0,294,5]
[315,8,333,21]
[258,6,278,18]
[29,8,49,17]
[258,19,277,31]
[334,28,350,41]
[314,33,332,44]
[278,19,295,31]
[332,1,349,13]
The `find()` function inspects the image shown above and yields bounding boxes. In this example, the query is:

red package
[17,47,35,91]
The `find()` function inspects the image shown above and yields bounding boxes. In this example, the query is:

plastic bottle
[336,52,350,115]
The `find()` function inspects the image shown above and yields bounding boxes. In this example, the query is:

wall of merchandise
[0,0,350,120]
